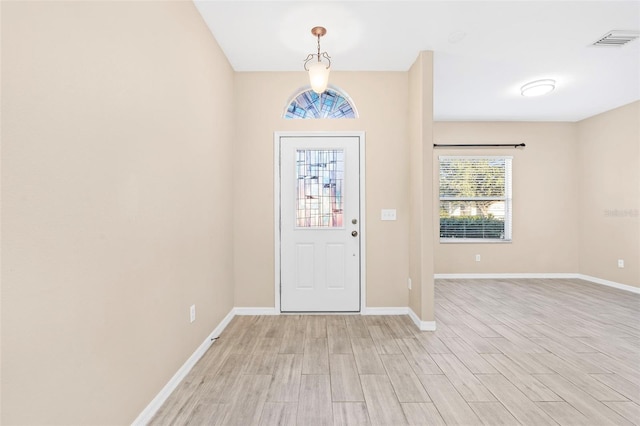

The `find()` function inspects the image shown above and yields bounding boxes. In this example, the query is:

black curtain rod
[433,143,526,148]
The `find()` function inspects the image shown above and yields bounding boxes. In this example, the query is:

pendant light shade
[308,61,330,94]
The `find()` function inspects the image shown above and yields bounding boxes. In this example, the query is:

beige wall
[1,1,235,424]
[233,72,411,308]
[408,52,435,321]
[577,101,640,287]
[433,122,580,274]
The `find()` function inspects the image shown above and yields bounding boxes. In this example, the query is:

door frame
[274,131,366,313]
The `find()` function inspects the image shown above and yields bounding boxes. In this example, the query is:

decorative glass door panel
[295,149,344,228]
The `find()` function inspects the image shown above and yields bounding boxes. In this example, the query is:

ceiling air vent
[591,30,640,47]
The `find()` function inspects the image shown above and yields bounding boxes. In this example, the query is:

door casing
[274,131,366,313]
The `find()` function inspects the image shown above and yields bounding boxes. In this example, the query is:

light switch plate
[381,209,397,221]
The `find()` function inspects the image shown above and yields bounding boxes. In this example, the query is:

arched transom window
[284,87,358,119]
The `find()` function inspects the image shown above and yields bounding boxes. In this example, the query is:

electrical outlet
[190,304,196,323]
[618,259,624,268]
[408,278,412,290]
[475,254,481,262]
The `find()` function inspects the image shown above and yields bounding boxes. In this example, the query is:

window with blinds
[439,156,512,242]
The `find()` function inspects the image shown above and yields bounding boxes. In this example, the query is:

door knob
[351,231,358,237]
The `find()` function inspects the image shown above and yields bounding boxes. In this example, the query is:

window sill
[439,239,512,244]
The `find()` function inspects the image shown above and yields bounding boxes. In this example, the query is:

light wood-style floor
[150,279,640,425]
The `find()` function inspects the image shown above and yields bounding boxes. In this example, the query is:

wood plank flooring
[150,278,640,425]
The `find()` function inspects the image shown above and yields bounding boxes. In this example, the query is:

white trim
[274,134,281,313]
[359,134,367,313]
[577,274,640,294]
[280,311,357,315]
[234,307,280,316]
[131,309,235,426]
[274,131,367,313]
[361,307,409,315]
[408,308,437,331]
[434,273,639,294]
[434,273,580,280]
[439,155,514,160]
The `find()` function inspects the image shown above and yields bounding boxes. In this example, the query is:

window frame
[438,155,513,244]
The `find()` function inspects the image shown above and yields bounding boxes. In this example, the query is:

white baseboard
[434,272,639,294]
[234,307,279,315]
[408,308,437,331]
[434,273,580,280]
[237,306,432,317]
[577,274,640,294]
[131,309,235,426]
[361,307,409,315]
[364,307,437,331]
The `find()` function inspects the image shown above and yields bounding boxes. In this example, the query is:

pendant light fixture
[304,26,331,94]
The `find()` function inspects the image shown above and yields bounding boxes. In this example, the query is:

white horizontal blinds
[439,156,513,241]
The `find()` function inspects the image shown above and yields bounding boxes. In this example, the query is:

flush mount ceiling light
[521,79,556,97]
[304,26,331,94]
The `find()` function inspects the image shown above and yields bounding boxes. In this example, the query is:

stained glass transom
[296,150,344,228]
[285,89,356,119]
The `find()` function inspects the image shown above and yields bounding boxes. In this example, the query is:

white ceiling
[194,1,640,121]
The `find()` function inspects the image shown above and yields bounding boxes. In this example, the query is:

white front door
[279,135,361,312]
